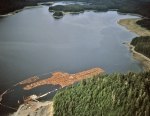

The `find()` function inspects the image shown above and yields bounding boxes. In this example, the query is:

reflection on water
[51,1,90,6]
[0,2,144,115]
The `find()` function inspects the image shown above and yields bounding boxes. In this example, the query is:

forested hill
[53,71,150,116]
[49,0,150,18]
[0,0,150,17]
[0,0,51,15]
[131,36,150,58]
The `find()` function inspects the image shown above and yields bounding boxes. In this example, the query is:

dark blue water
[0,2,144,115]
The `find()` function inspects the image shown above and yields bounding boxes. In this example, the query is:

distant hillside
[53,71,150,116]
[0,0,52,15]
[1,0,150,17]
[49,0,150,18]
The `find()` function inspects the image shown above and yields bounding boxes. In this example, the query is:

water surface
[0,3,144,115]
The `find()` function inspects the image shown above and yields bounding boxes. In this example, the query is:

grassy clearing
[118,18,150,36]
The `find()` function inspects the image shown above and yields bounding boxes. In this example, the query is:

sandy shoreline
[10,101,54,116]
[0,2,53,17]
[118,18,150,71]
[123,42,150,71]
[118,18,150,36]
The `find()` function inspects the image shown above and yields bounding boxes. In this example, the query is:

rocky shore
[123,42,150,71]
[118,17,150,71]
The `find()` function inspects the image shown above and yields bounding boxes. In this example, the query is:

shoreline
[0,2,53,18]
[118,17,150,71]
[118,18,150,36]
[1,3,148,19]
[10,101,54,116]
[50,10,85,17]
[0,5,42,17]
[117,12,147,18]
[123,42,150,71]
[52,15,64,18]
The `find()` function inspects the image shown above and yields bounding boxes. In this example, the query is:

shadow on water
[53,17,63,19]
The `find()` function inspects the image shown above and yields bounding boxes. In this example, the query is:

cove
[0,3,144,115]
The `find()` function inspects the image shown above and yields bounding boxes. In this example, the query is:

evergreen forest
[53,11,63,16]
[1,0,150,29]
[53,71,150,116]
[131,36,150,59]
[136,19,150,31]
[49,0,150,18]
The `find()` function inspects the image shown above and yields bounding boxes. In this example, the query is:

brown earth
[118,18,150,36]
[118,18,150,71]
[123,42,150,71]
[10,101,53,116]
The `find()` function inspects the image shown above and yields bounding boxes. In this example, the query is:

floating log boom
[20,76,39,85]
[23,68,104,90]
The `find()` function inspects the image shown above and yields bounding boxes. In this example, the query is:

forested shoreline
[49,0,150,18]
[53,71,150,116]
[0,0,51,15]
[1,0,150,29]
[131,36,150,59]
[1,0,150,17]
[1,0,150,116]
[136,19,150,31]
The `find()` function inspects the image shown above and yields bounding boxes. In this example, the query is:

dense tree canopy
[136,19,150,31]
[48,0,150,20]
[53,11,63,16]
[0,0,150,17]
[53,71,150,116]
[131,36,150,58]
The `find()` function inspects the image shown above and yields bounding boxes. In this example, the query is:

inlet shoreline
[0,2,53,17]
[118,18,150,71]
[118,18,150,36]
[123,42,150,71]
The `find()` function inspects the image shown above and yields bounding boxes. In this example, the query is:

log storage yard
[23,68,105,90]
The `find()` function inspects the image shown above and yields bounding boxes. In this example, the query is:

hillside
[0,0,50,15]
[49,0,150,18]
[131,36,150,59]
[53,71,150,116]
[1,0,150,116]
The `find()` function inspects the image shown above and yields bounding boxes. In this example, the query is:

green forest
[53,11,63,16]
[49,4,108,12]
[1,1,150,115]
[1,0,150,29]
[0,0,150,17]
[131,36,150,59]
[49,0,150,18]
[53,71,150,116]
[0,0,51,15]
[136,19,150,31]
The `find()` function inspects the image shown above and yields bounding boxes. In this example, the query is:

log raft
[23,68,104,90]
[20,76,39,85]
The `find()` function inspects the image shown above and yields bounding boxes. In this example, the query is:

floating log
[23,68,104,90]
[20,76,39,85]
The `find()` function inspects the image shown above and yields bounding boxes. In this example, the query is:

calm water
[0,2,144,115]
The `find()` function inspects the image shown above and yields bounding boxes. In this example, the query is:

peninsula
[118,18,150,71]
[118,18,150,36]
